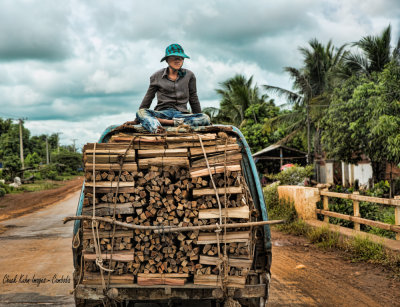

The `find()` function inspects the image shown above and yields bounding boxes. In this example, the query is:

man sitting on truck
[127,44,211,133]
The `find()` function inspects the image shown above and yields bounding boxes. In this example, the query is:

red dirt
[0,177,83,223]
[269,228,400,306]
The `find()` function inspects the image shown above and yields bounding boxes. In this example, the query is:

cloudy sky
[1,0,399,150]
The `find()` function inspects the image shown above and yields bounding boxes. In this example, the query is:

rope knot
[214,223,222,233]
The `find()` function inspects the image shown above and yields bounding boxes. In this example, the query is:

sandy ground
[0,182,399,306]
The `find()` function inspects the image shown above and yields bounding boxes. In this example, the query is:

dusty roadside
[268,228,400,306]
[0,177,83,224]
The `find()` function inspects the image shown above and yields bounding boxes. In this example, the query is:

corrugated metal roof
[252,144,306,157]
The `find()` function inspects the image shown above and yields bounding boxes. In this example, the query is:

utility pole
[55,132,63,153]
[18,118,26,169]
[46,136,50,164]
[72,139,77,153]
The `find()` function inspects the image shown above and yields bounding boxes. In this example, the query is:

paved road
[0,191,80,306]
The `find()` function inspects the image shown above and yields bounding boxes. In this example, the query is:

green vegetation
[267,165,313,185]
[0,118,82,197]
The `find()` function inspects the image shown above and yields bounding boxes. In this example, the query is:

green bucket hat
[160,44,190,62]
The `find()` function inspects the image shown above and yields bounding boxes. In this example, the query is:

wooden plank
[84,154,135,163]
[191,152,242,168]
[85,163,137,171]
[190,144,240,156]
[84,149,136,155]
[194,274,246,288]
[85,182,135,188]
[316,209,400,233]
[138,157,189,168]
[199,256,252,269]
[193,186,242,196]
[320,190,400,207]
[83,230,134,240]
[82,273,134,285]
[137,277,186,286]
[83,251,135,261]
[138,148,188,158]
[199,206,249,219]
[197,231,250,244]
[137,273,189,278]
[84,186,136,193]
[190,164,241,178]
[82,203,135,216]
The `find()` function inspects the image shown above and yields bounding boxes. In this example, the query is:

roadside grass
[264,183,400,277]
[7,175,82,194]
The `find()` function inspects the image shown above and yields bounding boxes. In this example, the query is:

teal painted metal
[73,124,271,251]
[230,126,271,251]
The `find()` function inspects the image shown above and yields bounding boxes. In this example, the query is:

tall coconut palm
[342,25,400,77]
[264,39,347,162]
[215,75,268,127]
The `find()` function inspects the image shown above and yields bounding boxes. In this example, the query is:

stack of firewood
[80,131,256,287]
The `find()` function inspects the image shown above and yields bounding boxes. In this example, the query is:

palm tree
[264,39,347,162]
[215,75,268,127]
[342,25,400,77]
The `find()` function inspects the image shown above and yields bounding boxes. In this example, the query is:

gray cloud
[0,1,72,61]
[0,0,400,146]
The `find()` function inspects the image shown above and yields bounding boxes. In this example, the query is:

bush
[39,164,58,180]
[0,187,6,197]
[268,165,313,185]
[263,182,297,224]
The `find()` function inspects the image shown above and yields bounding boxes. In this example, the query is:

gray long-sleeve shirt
[139,68,202,114]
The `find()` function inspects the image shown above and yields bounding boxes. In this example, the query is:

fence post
[323,189,329,223]
[395,196,400,241]
[353,192,360,231]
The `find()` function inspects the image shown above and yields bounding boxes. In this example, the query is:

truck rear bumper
[75,283,266,301]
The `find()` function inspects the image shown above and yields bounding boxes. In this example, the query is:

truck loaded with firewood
[66,124,281,307]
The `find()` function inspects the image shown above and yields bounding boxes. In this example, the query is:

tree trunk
[370,160,386,184]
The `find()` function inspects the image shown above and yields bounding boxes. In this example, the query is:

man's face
[167,56,184,70]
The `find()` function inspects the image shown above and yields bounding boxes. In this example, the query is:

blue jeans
[136,108,211,133]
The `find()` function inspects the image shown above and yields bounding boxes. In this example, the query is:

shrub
[0,187,6,197]
[268,165,313,185]
[263,182,297,224]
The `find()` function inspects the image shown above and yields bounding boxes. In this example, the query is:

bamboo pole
[64,215,284,233]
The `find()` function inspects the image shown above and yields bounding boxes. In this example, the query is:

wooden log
[199,206,249,219]
[197,231,251,244]
[138,148,188,158]
[83,230,134,240]
[190,144,240,156]
[193,186,242,196]
[190,164,241,178]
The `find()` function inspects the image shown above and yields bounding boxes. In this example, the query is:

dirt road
[268,230,400,307]
[0,186,399,306]
[0,190,79,306]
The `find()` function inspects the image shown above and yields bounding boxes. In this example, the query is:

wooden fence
[316,190,400,240]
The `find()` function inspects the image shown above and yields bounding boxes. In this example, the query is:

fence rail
[318,190,400,240]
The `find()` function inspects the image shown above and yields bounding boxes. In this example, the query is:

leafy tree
[25,152,42,168]
[322,61,400,182]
